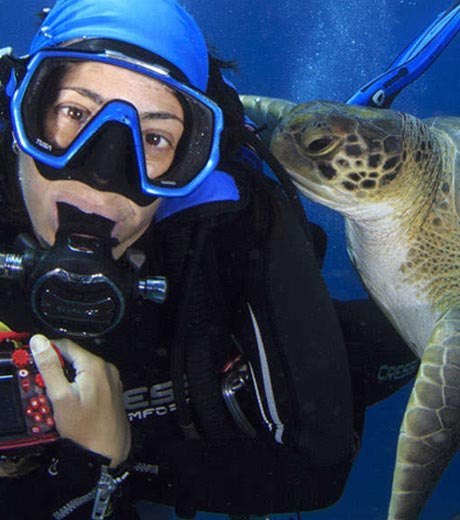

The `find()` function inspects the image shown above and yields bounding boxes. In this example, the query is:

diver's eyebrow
[140,112,184,125]
[60,87,105,105]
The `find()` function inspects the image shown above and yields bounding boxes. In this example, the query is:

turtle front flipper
[388,308,460,520]
[240,95,295,145]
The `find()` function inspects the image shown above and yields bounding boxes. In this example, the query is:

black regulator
[0,203,167,339]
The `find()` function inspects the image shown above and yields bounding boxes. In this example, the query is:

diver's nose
[67,123,137,190]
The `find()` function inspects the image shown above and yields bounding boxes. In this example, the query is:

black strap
[234,136,356,463]
[169,222,209,436]
[168,220,237,443]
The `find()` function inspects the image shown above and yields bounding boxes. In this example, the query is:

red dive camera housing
[0,331,60,451]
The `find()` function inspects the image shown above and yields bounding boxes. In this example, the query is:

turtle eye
[301,132,340,157]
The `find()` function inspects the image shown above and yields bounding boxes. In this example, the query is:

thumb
[29,334,70,399]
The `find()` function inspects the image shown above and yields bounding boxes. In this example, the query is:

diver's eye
[53,104,90,126]
[144,132,174,150]
[301,133,340,157]
[44,103,91,148]
[62,105,86,122]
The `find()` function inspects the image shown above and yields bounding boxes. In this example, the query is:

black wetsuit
[0,164,418,519]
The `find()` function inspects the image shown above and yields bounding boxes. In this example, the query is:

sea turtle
[241,96,460,520]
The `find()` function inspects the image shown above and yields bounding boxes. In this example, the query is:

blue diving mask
[8,45,224,206]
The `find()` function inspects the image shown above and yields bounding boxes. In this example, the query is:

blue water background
[1,0,459,518]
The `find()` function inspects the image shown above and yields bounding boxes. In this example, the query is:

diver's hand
[29,334,131,468]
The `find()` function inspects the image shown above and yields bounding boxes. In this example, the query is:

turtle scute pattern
[309,112,406,195]
[273,103,460,312]
[272,102,437,204]
[399,119,460,312]
[240,97,460,520]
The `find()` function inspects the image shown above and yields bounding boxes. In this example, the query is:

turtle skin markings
[242,97,460,520]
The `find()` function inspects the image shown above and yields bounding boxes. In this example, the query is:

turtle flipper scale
[240,95,295,145]
[389,308,460,520]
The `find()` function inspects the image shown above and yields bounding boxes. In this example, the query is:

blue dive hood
[29,0,209,91]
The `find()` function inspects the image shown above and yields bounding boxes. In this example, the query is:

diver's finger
[29,334,70,399]
[52,337,101,372]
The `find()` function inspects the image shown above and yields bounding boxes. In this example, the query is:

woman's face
[18,61,185,258]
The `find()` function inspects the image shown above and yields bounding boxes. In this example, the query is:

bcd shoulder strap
[234,170,356,466]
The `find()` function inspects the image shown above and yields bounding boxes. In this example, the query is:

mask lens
[20,58,74,156]
[14,53,222,197]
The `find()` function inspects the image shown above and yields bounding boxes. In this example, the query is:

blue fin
[346,0,460,107]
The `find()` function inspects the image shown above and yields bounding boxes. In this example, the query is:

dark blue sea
[1,0,459,518]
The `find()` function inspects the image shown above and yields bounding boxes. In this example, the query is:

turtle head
[271,101,421,219]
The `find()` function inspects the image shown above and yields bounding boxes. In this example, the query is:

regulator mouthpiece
[0,205,167,339]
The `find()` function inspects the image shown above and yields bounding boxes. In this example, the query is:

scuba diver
[2,0,457,518]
